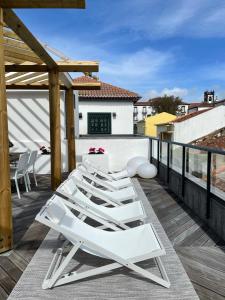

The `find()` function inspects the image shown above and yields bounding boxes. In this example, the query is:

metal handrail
[146,135,225,219]
[146,135,225,156]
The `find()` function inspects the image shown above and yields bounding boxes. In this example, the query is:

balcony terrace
[1,170,224,300]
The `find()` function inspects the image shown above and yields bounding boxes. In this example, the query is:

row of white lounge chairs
[35,160,171,290]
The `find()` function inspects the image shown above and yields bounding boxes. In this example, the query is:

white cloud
[144,87,189,99]
[101,48,172,78]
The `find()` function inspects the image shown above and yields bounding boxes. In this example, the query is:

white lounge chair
[56,178,146,230]
[69,169,137,206]
[77,165,133,191]
[82,159,129,181]
[35,195,170,289]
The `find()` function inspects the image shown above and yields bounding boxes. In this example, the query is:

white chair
[35,195,170,290]
[56,178,146,230]
[69,169,137,206]
[77,165,133,191]
[26,150,38,190]
[10,152,30,199]
[82,159,129,181]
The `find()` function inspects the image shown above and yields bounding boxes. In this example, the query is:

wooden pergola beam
[3,9,57,68]
[0,0,86,9]
[5,61,99,73]
[6,81,101,90]
[65,88,76,172]
[49,69,62,190]
[0,8,12,254]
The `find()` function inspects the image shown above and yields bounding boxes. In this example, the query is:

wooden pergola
[0,0,100,253]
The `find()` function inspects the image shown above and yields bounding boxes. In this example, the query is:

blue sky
[15,0,225,102]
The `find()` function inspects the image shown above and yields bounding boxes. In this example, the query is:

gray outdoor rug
[8,179,199,300]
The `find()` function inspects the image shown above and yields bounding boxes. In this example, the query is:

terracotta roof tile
[73,76,141,101]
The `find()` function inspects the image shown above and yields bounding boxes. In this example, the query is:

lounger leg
[54,258,170,289]
[54,262,121,287]
[43,242,82,289]
[125,262,170,288]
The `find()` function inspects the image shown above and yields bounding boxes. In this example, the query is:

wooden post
[49,69,62,190]
[0,8,13,253]
[65,88,76,172]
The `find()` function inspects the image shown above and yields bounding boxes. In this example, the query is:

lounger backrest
[83,159,113,180]
[36,195,113,254]
[82,159,96,174]
[57,178,78,197]
[38,196,68,225]
[57,178,96,209]
[69,170,103,196]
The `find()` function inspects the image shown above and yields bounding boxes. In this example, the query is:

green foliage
[150,95,183,115]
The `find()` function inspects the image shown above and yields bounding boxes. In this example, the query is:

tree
[150,95,183,115]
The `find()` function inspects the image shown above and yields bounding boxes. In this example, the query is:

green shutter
[88,113,112,134]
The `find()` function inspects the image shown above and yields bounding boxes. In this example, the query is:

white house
[74,76,141,136]
[6,77,147,174]
[156,106,225,144]
[133,101,154,124]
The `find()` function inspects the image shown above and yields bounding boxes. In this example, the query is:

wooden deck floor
[140,178,225,300]
[0,176,225,299]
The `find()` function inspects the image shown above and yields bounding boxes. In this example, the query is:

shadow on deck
[0,175,224,300]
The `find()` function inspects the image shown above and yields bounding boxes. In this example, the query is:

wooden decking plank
[177,254,225,297]
[0,256,22,282]
[0,264,17,295]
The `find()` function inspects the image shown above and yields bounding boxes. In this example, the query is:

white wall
[7,90,68,174]
[7,91,148,174]
[173,106,225,143]
[79,101,134,135]
[76,138,149,171]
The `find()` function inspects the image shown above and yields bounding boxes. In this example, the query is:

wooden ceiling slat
[0,0,86,9]
[5,44,43,60]
[4,37,32,51]
[4,55,25,64]
[4,50,43,64]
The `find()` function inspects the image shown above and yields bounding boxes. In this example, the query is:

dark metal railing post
[182,146,186,199]
[206,151,212,219]
[167,143,170,183]
[149,139,153,163]
[157,140,160,175]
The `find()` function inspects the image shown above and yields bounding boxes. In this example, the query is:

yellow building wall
[144,112,176,137]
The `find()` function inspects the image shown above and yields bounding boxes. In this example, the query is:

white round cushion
[137,163,158,179]
[127,156,149,172]
[126,165,137,177]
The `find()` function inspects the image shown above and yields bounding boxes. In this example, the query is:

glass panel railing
[170,145,183,174]
[186,148,207,188]
[152,139,158,159]
[160,141,167,165]
[211,154,225,200]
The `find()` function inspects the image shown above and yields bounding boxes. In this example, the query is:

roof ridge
[73,75,141,101]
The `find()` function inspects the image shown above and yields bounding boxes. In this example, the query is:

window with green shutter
[88,113,112,134]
